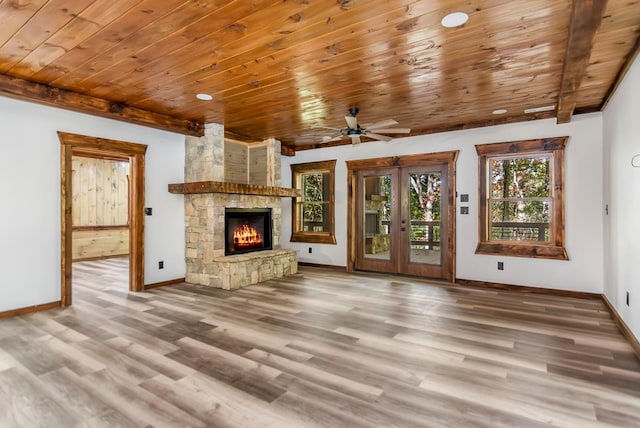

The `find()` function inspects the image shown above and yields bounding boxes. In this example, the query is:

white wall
[603,54,640,340]
[282,113,604,294]
[0,96,185,312]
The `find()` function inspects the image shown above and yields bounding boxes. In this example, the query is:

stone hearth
[179,123,297,289]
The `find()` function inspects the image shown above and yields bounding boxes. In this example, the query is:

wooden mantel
[168,181,300,197]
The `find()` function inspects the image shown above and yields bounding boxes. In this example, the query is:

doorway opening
[59,132,147,306]
[346,151,458,282]
[71,155,130,293]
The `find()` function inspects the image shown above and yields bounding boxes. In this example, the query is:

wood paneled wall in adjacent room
[72,156,129,226]
[72,226,129,261]
[72,156,130,260]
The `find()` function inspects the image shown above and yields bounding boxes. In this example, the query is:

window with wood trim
[476,137,568,260]
[291,160,337,244]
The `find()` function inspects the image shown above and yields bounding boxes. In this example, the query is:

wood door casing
[346,151,458,282]
[59,132,147,306]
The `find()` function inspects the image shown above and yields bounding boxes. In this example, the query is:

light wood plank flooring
[1,258,639,427]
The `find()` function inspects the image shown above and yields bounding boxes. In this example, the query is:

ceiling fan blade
[362,119,399,130]
[368,127,411,134]
[345,116,358,129]
[350,135,361,144]
[321,134,344,142]
[365,133,393,142]
[314,125,341,131]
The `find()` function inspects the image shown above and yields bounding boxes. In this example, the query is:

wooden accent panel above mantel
[168,181,300,197]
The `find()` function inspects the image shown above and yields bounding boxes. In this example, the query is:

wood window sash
[290,160,337,244]
[476,137,568,260]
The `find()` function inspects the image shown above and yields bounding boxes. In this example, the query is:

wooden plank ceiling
[0,0,639,151]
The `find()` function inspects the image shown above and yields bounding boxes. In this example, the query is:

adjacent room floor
[0,259,639,427]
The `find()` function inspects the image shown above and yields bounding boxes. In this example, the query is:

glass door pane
[363,174,392,261]
[407,171,442,266]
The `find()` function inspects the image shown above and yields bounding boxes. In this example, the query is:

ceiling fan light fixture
[319,108,410,145]
[196,93,213,101]
[492,109,508,115]
[441,12,469,28]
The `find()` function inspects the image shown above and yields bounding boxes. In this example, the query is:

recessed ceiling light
[196,93,213,101]
[441,12,469,28]
[492,109,508,115]
[524,105,555,114]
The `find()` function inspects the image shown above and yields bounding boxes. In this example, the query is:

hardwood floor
[1,258,639,427]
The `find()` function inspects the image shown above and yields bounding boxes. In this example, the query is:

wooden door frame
[346,151,459,282]
[59,132,147,306]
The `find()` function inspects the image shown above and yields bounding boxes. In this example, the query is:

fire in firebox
[225,207,272,256]
[232,224,263,251]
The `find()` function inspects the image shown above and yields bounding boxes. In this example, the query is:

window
[476,137,568,260]
[290,160,337,244]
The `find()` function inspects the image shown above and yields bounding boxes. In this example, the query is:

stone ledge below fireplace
[186,249,298,290]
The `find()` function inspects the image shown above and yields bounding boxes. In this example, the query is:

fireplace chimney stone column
[185,123,224,181]
[184,123,225,286]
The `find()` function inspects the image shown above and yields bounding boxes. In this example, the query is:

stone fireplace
[169,123,298,290]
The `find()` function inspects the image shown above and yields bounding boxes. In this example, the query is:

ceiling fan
[319,108,411,144]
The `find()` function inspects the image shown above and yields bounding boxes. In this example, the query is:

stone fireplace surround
[172,123,298,290]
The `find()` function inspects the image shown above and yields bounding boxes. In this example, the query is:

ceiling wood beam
[0,74,203,136]
[556,0,608,124]
[280,145,296,156]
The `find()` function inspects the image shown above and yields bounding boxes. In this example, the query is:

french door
[347,152,457,281]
